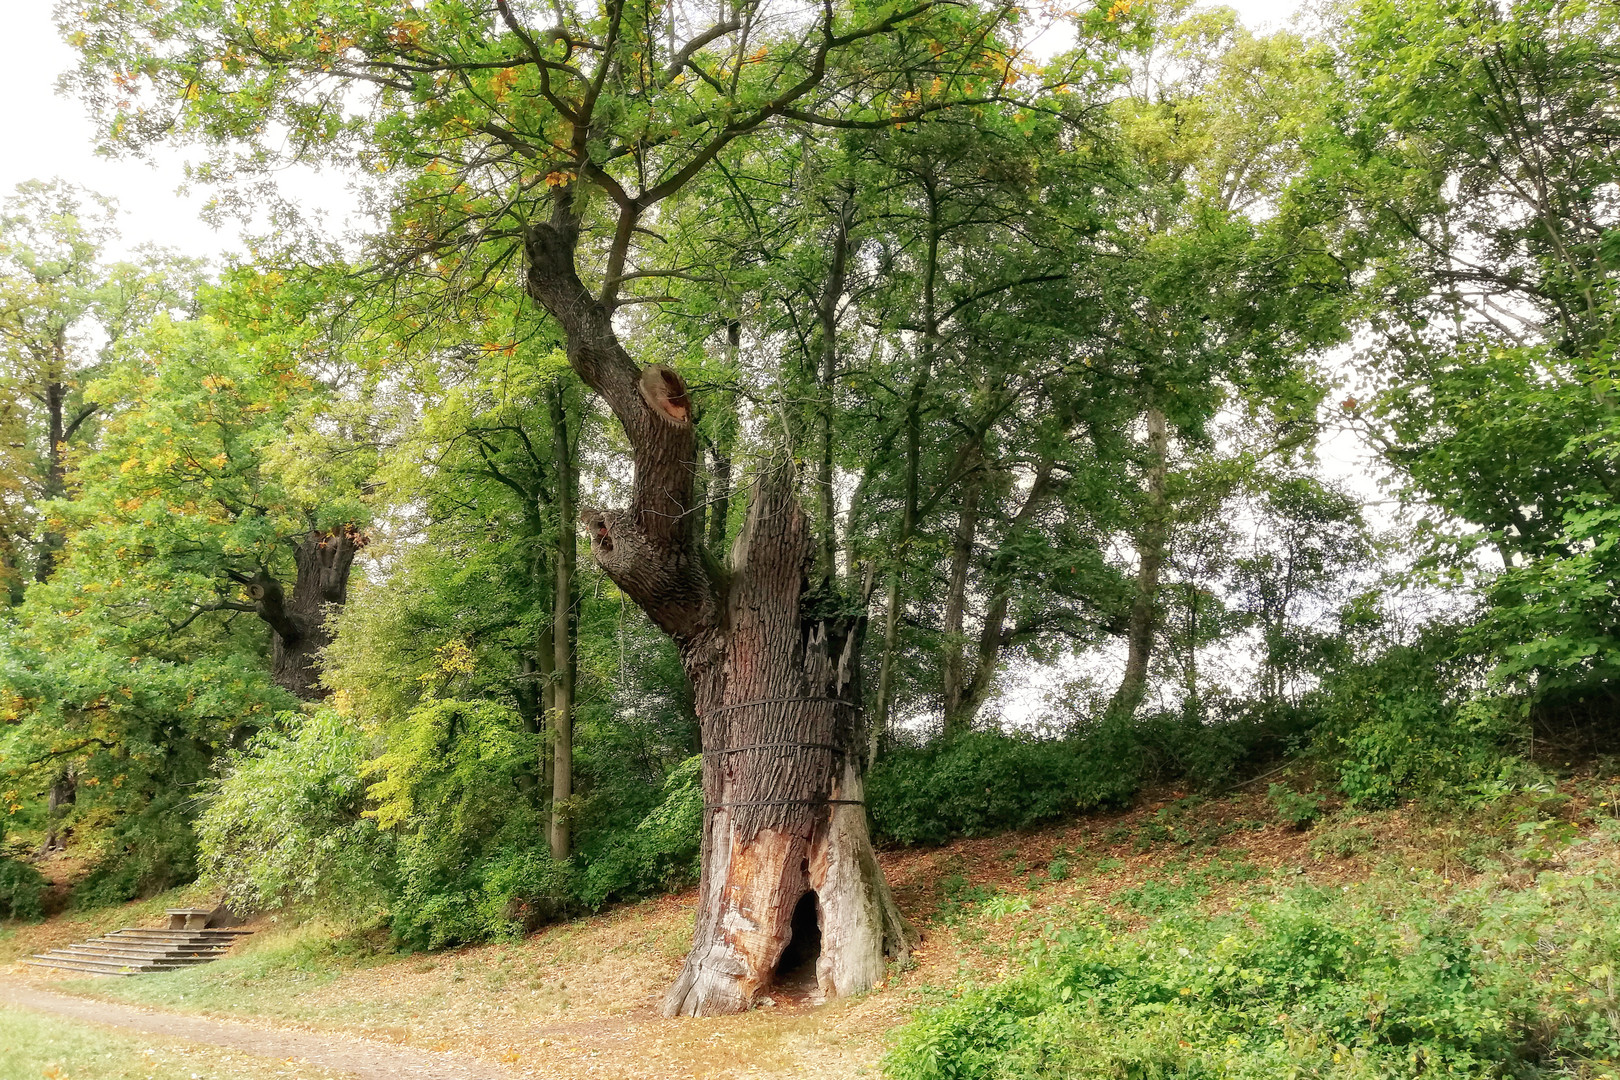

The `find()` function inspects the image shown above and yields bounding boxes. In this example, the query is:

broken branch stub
[639,364,694,425]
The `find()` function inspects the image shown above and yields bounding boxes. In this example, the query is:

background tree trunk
[249,528,360,700]
[1109,405,1169,721]
[34,765,76,856]
[940,450,984,738]
[35,347,67,582]
[946,458,1057,733]
[872,187,939,760]
[548,383,577,861]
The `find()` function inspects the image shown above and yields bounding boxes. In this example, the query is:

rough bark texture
[524,216,908,1017]
[662,471,908,1016]
[1109,406,1169,721]
[248,528,360,700]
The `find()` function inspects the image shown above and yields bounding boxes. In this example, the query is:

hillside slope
[4,774,1615,1080]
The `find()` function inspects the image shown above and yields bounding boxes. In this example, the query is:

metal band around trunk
[701,742,841,757]
[704,798,865,812]
[706,696,855,715]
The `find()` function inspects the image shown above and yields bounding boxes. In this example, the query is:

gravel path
[0,977,516,1080]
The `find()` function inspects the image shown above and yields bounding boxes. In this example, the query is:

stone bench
[164,908,215,930]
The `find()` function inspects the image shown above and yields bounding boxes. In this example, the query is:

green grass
[0,1005,349,1080]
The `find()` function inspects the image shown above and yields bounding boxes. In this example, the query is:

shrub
[886,866,1620,1080]
[197,708,390,915]
[1267,783,1325,828]
[577,754,703,909]
[369,699,556,949]
[868,730,1139,847]
[72,789,200,908]
[0,857,45,920]
[1316,635,1523,807]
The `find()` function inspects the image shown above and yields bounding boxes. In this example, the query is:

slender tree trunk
[1184,584,1199,709]
[1109,406,1169,721]
[706,322,739,556]
[548,383,577,861]
[524,213,909,1017]
[538,619,556,808]
[940,451,983,738]
[872,186,940,760]
[948,459,1057,733]
[35,358,67,583]
[249,528,360,700]
[816,203,852,585]
[872,569,905,766]
[35,765,76,856]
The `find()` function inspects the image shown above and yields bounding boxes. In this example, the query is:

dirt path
[0,977,516,1080]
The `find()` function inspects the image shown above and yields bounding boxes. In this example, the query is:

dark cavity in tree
[774,891,822,991]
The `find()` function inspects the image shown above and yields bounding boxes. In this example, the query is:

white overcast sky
[1,0,1308,262]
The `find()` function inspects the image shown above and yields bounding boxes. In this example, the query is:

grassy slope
[4,771,1615,1080]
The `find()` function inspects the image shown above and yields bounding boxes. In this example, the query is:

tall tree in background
[1097,7,1347,721]
[53,281,373,702]
[1330,0,1620,704]
[0,179,202,846]
[62,0,1080,1013]
[0,180,198,592]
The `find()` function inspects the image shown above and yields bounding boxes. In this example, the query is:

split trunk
[523,218,909,1017]
[246,528,360,700]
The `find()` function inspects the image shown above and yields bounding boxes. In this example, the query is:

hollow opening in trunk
[773,890,822,991]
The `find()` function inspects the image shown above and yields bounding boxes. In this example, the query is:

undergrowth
[887,816,1620,1080]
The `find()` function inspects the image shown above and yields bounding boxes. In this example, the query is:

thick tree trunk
[1109,406,1169,721]
[662,472,907,1016]
[249,528,360,700]
[524,214,908,1017]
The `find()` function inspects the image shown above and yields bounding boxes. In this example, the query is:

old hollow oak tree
[63,0,1041,1013]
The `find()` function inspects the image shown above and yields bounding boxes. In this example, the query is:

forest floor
[3,768,1608,1080]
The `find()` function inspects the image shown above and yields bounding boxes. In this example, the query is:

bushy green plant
[1134,699,1314,791]
[367,699,558,949]
[868,731,1139,847]
[887,863,1620,1080]
[578,754,703,909]
[72,789,200,908]
[0,856,46,920]
[1266,783,1325,828]
[197,708,391,915]
[1316,634,1522,807]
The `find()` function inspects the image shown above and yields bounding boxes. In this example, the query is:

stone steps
[56,943,229,962]
[25,925,251,977]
